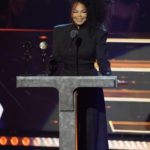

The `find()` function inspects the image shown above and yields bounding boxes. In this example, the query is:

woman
[49,0,111,150]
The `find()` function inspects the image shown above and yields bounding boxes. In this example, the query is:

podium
[16,76,117,150]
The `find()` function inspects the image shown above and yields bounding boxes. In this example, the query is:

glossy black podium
[16,76,117,150]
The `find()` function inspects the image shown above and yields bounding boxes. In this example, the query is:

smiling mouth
[76,18,84,22]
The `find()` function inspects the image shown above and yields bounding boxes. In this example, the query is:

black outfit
[49,22,111,150]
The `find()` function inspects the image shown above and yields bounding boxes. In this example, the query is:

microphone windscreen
[70,30,78,39]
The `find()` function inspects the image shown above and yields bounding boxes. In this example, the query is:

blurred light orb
[39,41,48,50]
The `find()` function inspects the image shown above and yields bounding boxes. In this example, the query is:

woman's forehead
[72,2,87,10]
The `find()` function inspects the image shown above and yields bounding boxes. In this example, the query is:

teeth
[76,18,83,21]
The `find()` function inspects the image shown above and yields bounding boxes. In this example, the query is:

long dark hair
[70,0,107,26]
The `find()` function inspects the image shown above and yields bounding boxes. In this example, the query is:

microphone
[76,37,82,48]
[75,37,82,75]
[70,30,78,39]
[70,30,79,48]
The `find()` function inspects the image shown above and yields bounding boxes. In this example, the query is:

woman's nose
[77,12,82,17]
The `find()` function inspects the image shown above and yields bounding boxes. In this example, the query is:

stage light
[107,38,150,43]
[106,105,111,109]
[10,137,19,146]
[33,137,41,146]
[39,41,48,50]
[51,120,59,124]
[0,136,59,147]
[44,138,52,147]
[22,137,30,146]
[1,136,150,149]
[0,103,3,119]
[39,35,48,39]
[0,136,7,146]
[131,80,136,84]
[108,140,150,149]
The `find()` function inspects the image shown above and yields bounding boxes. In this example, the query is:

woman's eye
[72,10,87,13]
[73,10,78,13]
[82,10,87,13]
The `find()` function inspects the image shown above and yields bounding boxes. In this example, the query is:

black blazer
[49,23,111,76]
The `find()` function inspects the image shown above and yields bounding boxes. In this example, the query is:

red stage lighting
[10,136,19,146]
[0,136,8,146]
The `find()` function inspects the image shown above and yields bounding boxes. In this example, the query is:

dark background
[0,0,150,33]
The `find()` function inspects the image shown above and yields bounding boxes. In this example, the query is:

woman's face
[71,2,87,26]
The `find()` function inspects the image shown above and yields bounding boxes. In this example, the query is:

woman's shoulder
[93,25,108,41]
[91,25,108,42]
[88,23,108,38]
[53,23,73,32]
[95,25,108,34]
